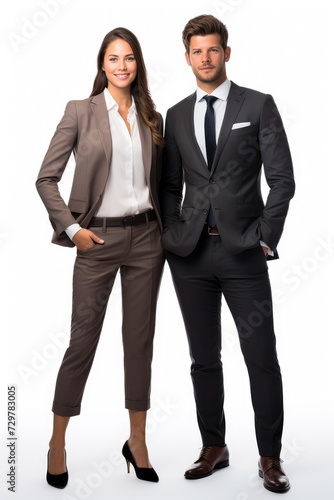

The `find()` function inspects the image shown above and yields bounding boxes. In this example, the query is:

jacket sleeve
[257,94,295,251]
[35,101,78,237]
[159,109,184,231]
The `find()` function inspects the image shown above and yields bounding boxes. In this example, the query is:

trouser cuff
[125,398,150,411]
[52,401,81,417]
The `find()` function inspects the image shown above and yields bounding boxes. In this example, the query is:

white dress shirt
[65,88,152,239]
[194,79,272,255]
[194,78,231,162]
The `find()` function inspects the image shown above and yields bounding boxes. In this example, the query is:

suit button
[203,209,208,215]
[210,179,216,184]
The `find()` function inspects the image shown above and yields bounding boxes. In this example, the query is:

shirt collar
[196,78,231,103]
[103,87,136,114]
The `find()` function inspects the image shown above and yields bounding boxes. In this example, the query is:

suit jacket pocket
[238,203,264,217]
[229,123,257,136]
[68,198,87,214]
[180,206,193,221]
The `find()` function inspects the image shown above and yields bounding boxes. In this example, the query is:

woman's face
[102,38,137,93]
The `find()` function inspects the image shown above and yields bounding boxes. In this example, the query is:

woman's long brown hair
[91,27,164,147]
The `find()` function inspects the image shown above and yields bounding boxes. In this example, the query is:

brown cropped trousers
[52,219,164,417]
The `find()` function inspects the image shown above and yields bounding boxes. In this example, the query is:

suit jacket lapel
[184,93,208,169]
[90,92,112,166]
[90,93,153,188]
[211,81,245,173]
[137,116,152,188]
[186,86,246,175]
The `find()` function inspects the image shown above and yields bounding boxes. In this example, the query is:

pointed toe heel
[121,441,159,482]
[46,450,68,489]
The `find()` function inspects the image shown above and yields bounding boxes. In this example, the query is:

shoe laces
[198,446,213,465]
[264,457,284,473]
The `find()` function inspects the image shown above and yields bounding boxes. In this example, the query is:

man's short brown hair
[182,14,228,53]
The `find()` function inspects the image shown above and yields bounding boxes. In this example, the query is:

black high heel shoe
[46,450,68,489]
[122,441,159,482]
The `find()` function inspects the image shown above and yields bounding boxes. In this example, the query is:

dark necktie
[203,95,218,169]
[203,95,218,226]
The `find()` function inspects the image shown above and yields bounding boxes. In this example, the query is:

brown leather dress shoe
[258,457,290,493]
[184,445,229,479]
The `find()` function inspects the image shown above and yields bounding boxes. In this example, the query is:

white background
[1,1,333,499]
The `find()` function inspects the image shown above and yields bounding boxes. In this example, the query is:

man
[159,14,295,493]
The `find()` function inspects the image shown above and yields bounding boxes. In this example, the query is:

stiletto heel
[46,449,69,489]
[122,441,159,482]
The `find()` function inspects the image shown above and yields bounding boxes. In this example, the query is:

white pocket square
[232,122,251,130]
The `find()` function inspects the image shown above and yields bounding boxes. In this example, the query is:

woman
[36,27,165,487]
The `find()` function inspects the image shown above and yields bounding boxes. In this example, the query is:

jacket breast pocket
[229,124,257,137]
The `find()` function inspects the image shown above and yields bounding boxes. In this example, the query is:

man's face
[185,34,230,89]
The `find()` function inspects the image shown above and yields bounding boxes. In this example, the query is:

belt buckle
[123,215,136,226]
[207,225,219,236]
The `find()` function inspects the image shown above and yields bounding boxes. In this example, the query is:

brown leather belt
[89,210,156,227]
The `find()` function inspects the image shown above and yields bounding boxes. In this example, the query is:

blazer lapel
[90,92,112,165]
[184,93,208,169]
[137,116,152,188]
[211,81,245,173]
[90,93,153,189]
